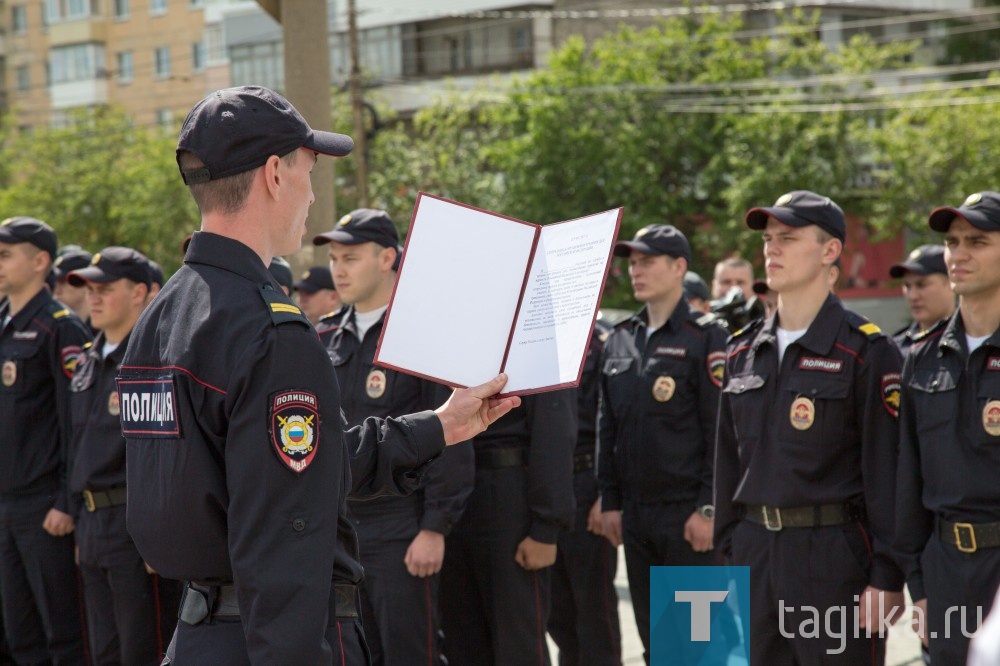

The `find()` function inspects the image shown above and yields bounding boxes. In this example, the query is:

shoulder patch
[259,285,310,327]
[270,390,320,473]
[707,351,726,388]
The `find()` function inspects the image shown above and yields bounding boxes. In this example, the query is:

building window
[116,51,133,83]
[191,41,205,72]
[150,0,166,16]
[188,0,204,7]
[15,65,30,91]
[114,0,129,19]
[156,108,173,129]
[154,46,170,78]
[50,43,106,83]
[44,0,94,23]
[12,5,27,34]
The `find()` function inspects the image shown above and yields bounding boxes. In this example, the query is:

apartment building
[3,0,212,130]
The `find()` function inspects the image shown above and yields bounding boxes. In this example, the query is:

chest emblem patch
[984,400,1000,437]
[2,360,15,387]
[108,390,120,416]
[366,369,387,399]
[652,375,676,402]
[271,391,320,473]
[790,396,815,430]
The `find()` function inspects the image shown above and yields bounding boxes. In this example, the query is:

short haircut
[178,149,297,215]
[713,256,753,278]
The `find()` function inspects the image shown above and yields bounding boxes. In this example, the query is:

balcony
[49,19,108,47]
[50,78,109,109]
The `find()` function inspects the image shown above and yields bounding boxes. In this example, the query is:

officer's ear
[378,245,397,272]
[822,238,843,267]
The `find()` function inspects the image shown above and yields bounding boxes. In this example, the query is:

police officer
[683,271,711,314]
[268,256,294,296]
[895,192,1000,664]
[714,191,905,664]
[711,256,755,300]
[888,245,955,355]
[294,265,339,325]
[52,246,93,323]
[598,224,727,663]
[312,208,475,665]
[121,85,519,663]
[0,216,89,664]
[67,247,180,665]
[548,321,621,666]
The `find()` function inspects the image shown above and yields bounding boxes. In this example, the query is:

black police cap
[294,266,335,293]
[888,245,947,279]
[67,246,153,287]
[148,260,165,287]
[0,216,57,258]
[928,191,1000,233]
[745,190,846,243]
[53,248,94,280]
[177,86,354,185]
[683,271,710,301]
[313,209,399,249]
[613,224,692,262]
[268,256,294,292]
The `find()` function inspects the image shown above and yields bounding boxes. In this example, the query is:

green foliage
[0,108,197,275]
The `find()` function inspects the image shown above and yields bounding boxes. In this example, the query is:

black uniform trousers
[548,469,621,666]
[77,505,181,665]
[730,520,885,666]
[167,617,370,665]
[441,466,552,666]
[622,498,716,664]
[0,491,83,665]
[351,497,440,666]
[922,534,1000,664]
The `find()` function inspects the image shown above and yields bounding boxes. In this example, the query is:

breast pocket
[723,372,767,442]
[0,339,44,394]
[602,357,635,415]
[781,374,851,441]
[977,375,1000,443]
[643,357,692,418]
[908,367,957,433]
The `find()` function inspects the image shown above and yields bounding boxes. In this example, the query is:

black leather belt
[574,452,594,473]
[180,582,359,626]
[743,503,859,531]
[938,518,1000,554]
[476,447,526,470]
[82,487,127,512]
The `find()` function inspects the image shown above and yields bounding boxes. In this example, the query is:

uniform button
[292,518,306,532]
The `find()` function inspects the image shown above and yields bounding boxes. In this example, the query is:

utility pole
[347,0,369,207]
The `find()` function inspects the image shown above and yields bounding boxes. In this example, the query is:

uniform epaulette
[258,285,310,328]
[83,341,93,350]
[317,306,345,326]
[729,317,764,341]
[47,302,70,319]
[845,311,885,339]
[694,312,719,328]
[913,318,947,342]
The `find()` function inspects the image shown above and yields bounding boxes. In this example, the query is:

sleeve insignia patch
[271,390,320,473]
[881,373,902,418]
[60,345,83,378]
[707,351,726,388]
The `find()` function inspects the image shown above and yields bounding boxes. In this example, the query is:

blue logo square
[650,566,750,666]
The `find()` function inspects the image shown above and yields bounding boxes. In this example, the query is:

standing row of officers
[1,84,999,666]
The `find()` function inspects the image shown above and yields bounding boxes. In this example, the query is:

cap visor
[613,240,657,257]
[0,229,22,246]
[294,283,319,293]
[66,267,115,287]
[928,207,960,232]
[312,230,367,246]
[304,131,354,158]
[745,207,813,231]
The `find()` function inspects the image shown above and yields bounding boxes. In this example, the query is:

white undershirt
[102,341,120,359]
[777,327,808,362]
[967,334,990,354]
[355,305,387,341]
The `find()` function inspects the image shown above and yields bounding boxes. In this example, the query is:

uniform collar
[939,310,1000,356]
[334,305,387,341]
[0,287,52,332]
[757,292,843,355]
[629,298,692,335]
[185,231,275,287]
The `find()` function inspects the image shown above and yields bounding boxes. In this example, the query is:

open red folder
[374,193,623,396]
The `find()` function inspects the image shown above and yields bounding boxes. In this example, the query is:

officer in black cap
[714,191,905,664]
[294,265,340,325]
[548,320,622,665]
[67,247,181,664]
[53,246,93,323]
[312,208,474,665]
[597,223,728,662]
[888,244,955,355]
[123,85,519,663]
[683,270,712,313]
[267,256,294,296]
[895,192,1000,664]
[0,216,89,664]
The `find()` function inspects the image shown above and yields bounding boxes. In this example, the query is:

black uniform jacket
[69,332,130,496]
[322,306,473,535]
[0,288,90,513]
[119,232,445,663]
[598,300,727,511]
[895,314,1000,600]
[714,294,905,592]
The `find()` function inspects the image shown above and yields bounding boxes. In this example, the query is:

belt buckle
[954,522,977,553]
[83,490,96,513]
[762,505,783,531]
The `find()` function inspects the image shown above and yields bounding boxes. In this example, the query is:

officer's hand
[587,499,603,536]
[42,508,75,537]
[683,511,714,552]
[857,586,905,634]
[601,510,623,547]
[912,597,929,647]
[515,537,557,571]
[436,374,521,445]
[404,530,445,578]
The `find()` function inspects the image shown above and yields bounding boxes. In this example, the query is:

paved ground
[549,547,925,665]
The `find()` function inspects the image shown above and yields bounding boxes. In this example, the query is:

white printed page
[375,194,538,388]
[502,208,622,394]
